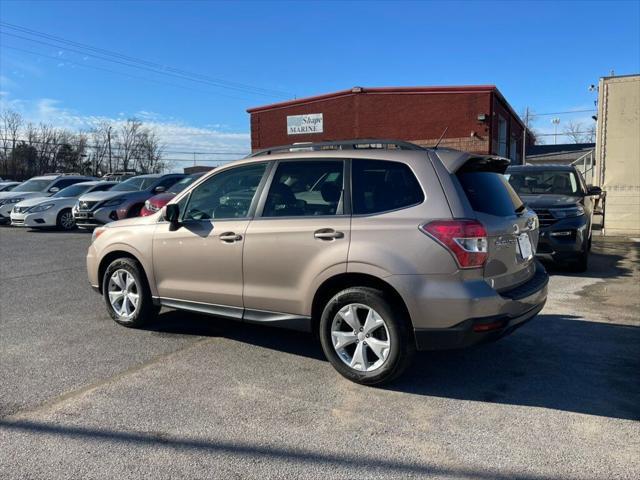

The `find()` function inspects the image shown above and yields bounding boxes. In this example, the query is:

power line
[0,21,291,98]
[535,131,594,137]
[529,109,597,117]
[0,30,266,98]
[0,44,257,102]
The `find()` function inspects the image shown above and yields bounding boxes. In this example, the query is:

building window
[510,136,518,162]
[498,115,508,157]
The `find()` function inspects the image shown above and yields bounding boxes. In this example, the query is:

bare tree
[136,129,165,173]
[585,124,596,143]
[563,120,597,144]
[0,110,23,176]
[89,122,112,175]
[0,110,166,178]
[563,121,585,143]
[117,119,143,172]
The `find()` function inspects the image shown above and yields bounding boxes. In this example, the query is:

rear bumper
[413,301,545,350]
[387,260,549,351]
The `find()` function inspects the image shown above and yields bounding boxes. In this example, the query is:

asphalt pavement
[0,227,639,479]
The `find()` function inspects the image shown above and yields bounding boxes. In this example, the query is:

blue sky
[1,0,639,164]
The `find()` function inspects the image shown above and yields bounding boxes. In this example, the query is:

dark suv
[506,164,602,271]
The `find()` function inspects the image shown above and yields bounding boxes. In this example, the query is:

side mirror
[587,185,602,196]
[154,186,166,193]
[165,203,181,231]
[49,187,60,193]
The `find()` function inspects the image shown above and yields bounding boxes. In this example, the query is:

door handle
[219,232,242,242]
[314,229,344,240]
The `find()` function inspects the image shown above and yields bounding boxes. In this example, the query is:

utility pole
[522,107,529,165]
[107,126,112,173]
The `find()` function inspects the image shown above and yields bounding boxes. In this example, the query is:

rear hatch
[453,156,539,292]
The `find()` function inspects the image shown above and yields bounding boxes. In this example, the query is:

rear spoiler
[434,149,511,174]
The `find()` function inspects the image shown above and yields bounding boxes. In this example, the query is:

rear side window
[91,183,115,192]
[155,176,183,190]
[457,172,523,217]
[52,178,85,189]
[262,161,344,217]
[352,160,423,215]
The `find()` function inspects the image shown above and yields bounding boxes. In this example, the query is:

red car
[140,173,206,216]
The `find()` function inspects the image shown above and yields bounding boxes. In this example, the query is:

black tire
[102,257,159,327]
[56,208,76,231]
[319,287,414,386]
[571,250,589,273]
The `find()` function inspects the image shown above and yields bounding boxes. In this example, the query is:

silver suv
[87,140,548,385]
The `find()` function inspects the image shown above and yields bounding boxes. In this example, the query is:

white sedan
[11,181,116,230]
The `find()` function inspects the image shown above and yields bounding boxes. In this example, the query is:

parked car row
[0,172,204,231]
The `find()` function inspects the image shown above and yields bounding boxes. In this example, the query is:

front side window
[168,174,201,193]
[52,178,85,190]
[52,184,93,198]
[352,160,424,215]
[111,177,158,192]
[11,179,53,192]
[262,161,344,217]
[183,163,266,221]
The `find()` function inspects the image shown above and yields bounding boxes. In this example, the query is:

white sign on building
[287,113,323,135]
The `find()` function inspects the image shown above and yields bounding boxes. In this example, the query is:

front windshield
[11,179,53,193]
[110,177,157,192]
[168,175,199,193]
[52,184,93,198]
[507,170,581,196]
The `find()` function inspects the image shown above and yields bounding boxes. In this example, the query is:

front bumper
[536,215,589,261]
[74,206,119,229]
[10,210,57,228]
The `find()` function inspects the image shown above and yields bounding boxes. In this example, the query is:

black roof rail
[247,139,427,157]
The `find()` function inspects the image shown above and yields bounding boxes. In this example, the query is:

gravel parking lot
[1,227,639,479]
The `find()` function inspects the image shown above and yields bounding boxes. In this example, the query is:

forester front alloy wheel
[103,257,158,327]
[319,287,414,385]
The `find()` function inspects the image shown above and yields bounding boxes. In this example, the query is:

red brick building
[247,85,529,163]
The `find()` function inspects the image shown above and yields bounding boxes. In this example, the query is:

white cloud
[0,94,251,171]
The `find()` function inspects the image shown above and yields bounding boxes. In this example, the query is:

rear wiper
[515,203,527,214]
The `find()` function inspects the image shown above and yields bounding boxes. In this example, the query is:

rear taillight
[420,220,488,269]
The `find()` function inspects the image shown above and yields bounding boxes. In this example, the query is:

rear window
[457,172,523,217]
[352,160,424,215]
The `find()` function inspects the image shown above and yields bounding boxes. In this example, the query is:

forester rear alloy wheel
[319,287,414,385]
[103,257,159,327]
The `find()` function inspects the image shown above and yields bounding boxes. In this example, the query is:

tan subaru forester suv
[87,140,548,385]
